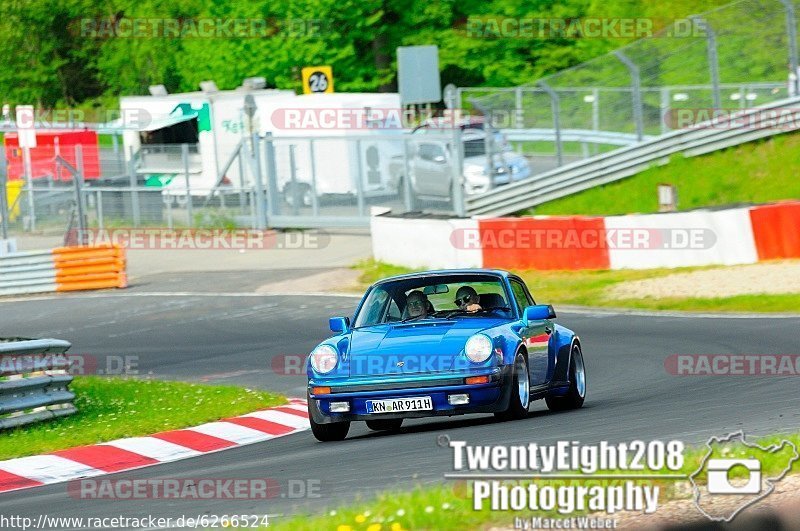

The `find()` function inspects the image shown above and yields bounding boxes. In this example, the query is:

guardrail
[504,128,653,146]
[466,95,800,216]
[0,244,127,297]
[0,338,76,429]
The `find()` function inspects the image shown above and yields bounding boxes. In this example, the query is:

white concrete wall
[605,208,758,270]
[370,216,482,269]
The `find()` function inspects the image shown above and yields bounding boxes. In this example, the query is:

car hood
[348,318,506,376]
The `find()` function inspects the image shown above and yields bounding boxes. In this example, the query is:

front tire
[309,401,350,442]
[495,351,530,421]
[366,419,403,431]
[545,343,586,411]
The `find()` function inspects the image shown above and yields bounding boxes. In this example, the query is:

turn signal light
[465,376,490,385]
[312,386,331,394]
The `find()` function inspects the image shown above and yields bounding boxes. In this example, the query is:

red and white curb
[0,398,309,494]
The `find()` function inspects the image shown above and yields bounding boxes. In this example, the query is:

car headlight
[465,334,493,363]
[310,344,338,373]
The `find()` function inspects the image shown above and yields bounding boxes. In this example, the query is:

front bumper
[308,367,512,424]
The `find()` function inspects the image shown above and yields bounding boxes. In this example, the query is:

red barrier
[478,216,611,270]
[749,201,800,260]
[4,131,101,181]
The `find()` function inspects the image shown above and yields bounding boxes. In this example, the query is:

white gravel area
[607,261,800,300]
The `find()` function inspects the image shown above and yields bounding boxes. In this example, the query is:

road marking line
[0,455,105,484]
[0,470,43,492]
[0,399,310,494]
[52,445,159,473]
[151,430,237,452]
[104,437,202,461]
[186,422,272,445]
[243,410,310,429]
[223,416,296,436]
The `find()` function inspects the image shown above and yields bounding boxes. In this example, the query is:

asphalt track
[1,275,799,529]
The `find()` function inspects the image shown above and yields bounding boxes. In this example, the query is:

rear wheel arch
[552,336,575,382]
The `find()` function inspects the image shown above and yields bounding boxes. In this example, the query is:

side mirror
[522,305,556,325]
[329,316,350,333]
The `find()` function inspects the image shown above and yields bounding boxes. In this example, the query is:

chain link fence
[1,130,470,236]
[462,0,800,170]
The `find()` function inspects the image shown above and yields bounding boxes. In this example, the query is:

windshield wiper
[399,314,427,323]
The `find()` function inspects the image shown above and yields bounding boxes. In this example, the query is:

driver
[406,290,430,318]
[454,286,482,313]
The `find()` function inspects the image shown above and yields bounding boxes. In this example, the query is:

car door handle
[544,326,553,334]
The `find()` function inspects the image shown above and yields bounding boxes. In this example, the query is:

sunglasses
[454,296,473,306]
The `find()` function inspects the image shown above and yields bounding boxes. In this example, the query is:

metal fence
[463,0,800,169]
[467,94,800,215]
[0,338,76,430]
[1,130,467,233]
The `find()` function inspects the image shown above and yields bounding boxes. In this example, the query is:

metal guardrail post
[515,87,524,128]
[614,50,645,142]
[182,144,193,227]
[451,127,466,217]
[237,146,246,214]
[538,80,563,166]
[23,146,35,232]
[73,145,87,245]
[692,17,721,111]
[263,132,280,218]
[660,88,671,134]
[308,139,320,217]
[128,146,140,228]
[0,149,9,240]
[780,0,800,96]
[288,144,299,216]
[354,140,366,217]
[251,133,267,230]
[402,137,415,212]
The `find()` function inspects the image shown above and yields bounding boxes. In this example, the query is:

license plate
[366,396,433,414]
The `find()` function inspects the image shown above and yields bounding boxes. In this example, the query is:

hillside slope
[530,133,800,216]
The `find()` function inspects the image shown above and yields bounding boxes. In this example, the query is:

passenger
[454,286,482,313]
[405,290,430,318]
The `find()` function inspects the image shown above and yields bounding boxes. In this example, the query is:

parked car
[388,121,531,199]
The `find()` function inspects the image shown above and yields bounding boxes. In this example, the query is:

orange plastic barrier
[749,201,800,260]
[52,245,127,292]
[478,216,611,270]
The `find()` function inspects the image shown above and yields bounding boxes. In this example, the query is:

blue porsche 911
[306,269,586,441]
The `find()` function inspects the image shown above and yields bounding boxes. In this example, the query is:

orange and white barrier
[371,200,800,271]
[0,244,126,297]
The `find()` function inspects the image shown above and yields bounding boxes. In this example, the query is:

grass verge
[351,259,800,313]
[271,432,800,531]
[0,376,285,460]
[528,133,800,217]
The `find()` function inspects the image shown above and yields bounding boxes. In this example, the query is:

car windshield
[353,274,513,328]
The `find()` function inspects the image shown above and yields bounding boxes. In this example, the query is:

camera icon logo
[690,431,799,522]
[706,458,761,495]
